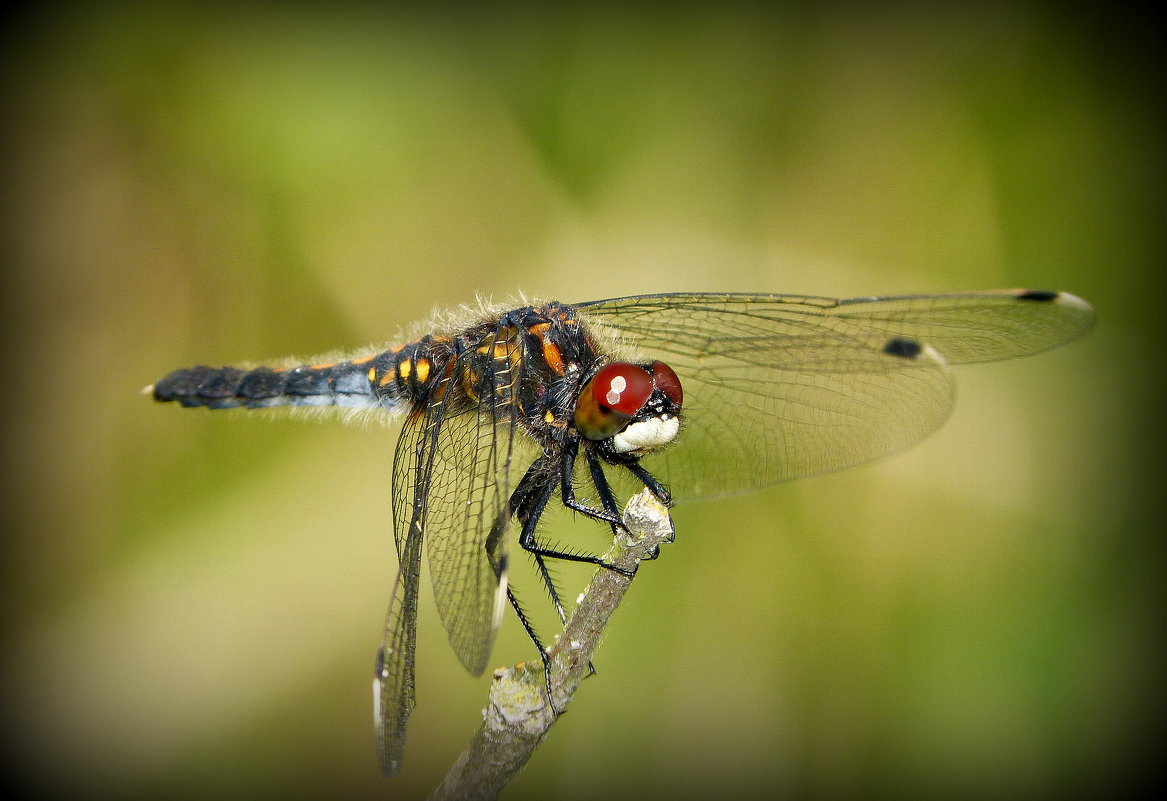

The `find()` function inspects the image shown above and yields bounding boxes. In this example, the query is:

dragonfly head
[574,360,683,454]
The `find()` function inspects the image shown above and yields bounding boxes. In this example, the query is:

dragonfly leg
[556,440,628,532]
[582,447,621,537]
[503,448,635,577]
[621,460,672,507]
[502,584,563,717]
[531,552,570,627]
[581,450,660,562]
[504,464,580,716]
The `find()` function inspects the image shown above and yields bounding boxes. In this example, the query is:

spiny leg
[516,470,602,684]
[554,440,630,536]
[511,443,634,577]
[583,446,621,538]
[622,459,673,507]
[505,444,670,710]
[504,585,548,666]
[511,463,572,627]
[503,459,566,714]
[484,487,559,706]
[506,450,623,712]
[587,449,672,561]
[531,442,647,681]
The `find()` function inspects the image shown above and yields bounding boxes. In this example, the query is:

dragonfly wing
[829,290,1095,363]
[374,409,429,777]
[577,290,1090,499]
[408,324,536,677]
[374,319,540,774]
[421,409,525,677]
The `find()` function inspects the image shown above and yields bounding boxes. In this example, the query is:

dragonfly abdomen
[151,359,381,410]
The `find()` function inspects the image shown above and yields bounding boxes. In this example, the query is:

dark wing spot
[883,336,923,359]
[1017,290,1059,302]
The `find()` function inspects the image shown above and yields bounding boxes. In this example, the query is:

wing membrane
[577,290,1092,499]
[831,290,1095,362]
[374,408,430,777]
[374,322,534,775]
[421,408,521,676]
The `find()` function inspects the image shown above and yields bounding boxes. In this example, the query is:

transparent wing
[576,290,1093,499]
[374,323,535,775]
[827,290,1094,363]
[374,409,429,777]
[421,410,525,677]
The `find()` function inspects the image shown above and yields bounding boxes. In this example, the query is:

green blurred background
[1,4,1159,799]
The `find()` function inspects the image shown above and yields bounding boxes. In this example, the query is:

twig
[428,489,675,801]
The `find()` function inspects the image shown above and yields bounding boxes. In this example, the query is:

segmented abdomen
[151,359,381,409]
[151,334,459,413]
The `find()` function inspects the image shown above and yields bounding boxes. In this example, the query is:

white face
[611,415,680,454]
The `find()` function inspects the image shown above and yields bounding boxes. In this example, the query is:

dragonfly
[150,289,1094,775]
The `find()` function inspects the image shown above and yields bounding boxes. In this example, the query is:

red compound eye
[575,362,652,441]
[650,361,683,408]
[592,362,652,415]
